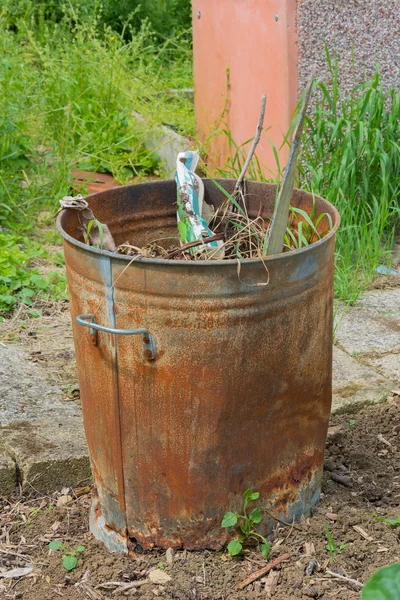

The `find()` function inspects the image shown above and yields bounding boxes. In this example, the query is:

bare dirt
[1,397,399,600]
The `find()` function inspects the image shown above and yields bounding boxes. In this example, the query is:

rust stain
[57,179,340,551]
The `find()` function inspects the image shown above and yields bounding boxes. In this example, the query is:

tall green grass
[0,1,194,313]
[299,54,399,301]
[216,56,399,302]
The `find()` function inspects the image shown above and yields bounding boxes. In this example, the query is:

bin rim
[56,181,340,267]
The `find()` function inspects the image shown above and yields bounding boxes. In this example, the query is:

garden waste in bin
[56,178,340,553]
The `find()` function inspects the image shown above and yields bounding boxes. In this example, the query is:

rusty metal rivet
[143,336,150,344]
[197,11,201,19]
[144,349,153,361]
[275,13,279,21]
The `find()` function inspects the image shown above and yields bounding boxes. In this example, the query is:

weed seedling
[48,540,85,571]
[349,419,356,429]
[222,489,270,560]
[325,522,347,562]
[374,514,400,527]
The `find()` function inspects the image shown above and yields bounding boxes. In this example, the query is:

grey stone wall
[297,0,400,94]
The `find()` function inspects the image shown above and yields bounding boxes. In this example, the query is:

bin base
[90,496,128,554]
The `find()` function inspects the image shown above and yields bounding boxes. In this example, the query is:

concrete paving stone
[361,353,400,386]
[1,419,90,493]
[0,344,90,493]
[0,451,16,495]
[332,347,394,413]
[335,289,400,355]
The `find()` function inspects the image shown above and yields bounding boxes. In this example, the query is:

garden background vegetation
[0,0,398,314]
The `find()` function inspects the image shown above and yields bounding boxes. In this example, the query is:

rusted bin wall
[57,180,339,553]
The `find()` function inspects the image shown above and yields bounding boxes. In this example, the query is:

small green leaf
[240,522,251,536]
[361,563,400,599]
[227,540,242,556]
[48,540,62,550]
[62,555,78,571]
[250,507,262,524]
[222,512,238,528]
[243,489,260,501]
[75,546,85,553]
[376,516,400,527]
[261,542,271,560]
[349,419,356,429]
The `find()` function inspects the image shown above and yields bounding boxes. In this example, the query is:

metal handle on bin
[76,314,156,360]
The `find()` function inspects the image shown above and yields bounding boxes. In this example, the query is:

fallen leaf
[325,512,337,521]
[165,547,174,566]
[56,495,72,508]
[149,569,171,585]
[0,566,33,579]
[51,521,61,532]
[352,525,373,542]
[264,570,280,596]
[304,542,315,556]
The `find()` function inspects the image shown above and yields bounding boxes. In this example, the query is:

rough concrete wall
[297,0,400,94]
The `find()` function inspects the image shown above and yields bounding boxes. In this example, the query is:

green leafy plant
[361,563,400,599]
[84,219,104,249]
[325,522,347,562]
[349,419,356,429]
[48,539,85,571]
[222,489,270,560]
[375,515,400,527]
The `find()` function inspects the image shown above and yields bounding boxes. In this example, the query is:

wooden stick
[164,234,225,259]
[234,94,267,193]
[266,67,316,255]
[325,569,363,589]
[235,552,291,590]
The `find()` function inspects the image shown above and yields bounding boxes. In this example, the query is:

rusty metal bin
[57,179,340,553]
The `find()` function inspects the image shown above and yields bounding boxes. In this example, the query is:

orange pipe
[192,0,298,178]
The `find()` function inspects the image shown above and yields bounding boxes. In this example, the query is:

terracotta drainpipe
[192,0,298,178]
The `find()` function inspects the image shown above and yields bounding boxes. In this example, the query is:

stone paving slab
[334,289,400,355]
[332,347,394,412]
[0,345,90,494]
[1,419,90,493]
[361,353,400,386]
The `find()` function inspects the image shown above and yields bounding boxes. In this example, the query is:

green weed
[300,49,399,302]
[215,49,399,302]
[222,489,271,560]
[374,514,400,527]
[325,522,347,562]
[48,539,85,571]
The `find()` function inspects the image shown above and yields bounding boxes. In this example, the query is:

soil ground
[1,398,400,600]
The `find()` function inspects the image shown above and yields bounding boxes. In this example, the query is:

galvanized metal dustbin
[57,179,340,554]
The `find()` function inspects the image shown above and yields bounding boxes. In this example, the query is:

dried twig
[234,94,267,194]
[235,553,291,590]
[352,525,373,542]
[266,67,315,255]
[325,569,363,589]
[164,234,225,259]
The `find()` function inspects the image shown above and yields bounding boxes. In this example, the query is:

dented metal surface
[57,180,340,552]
